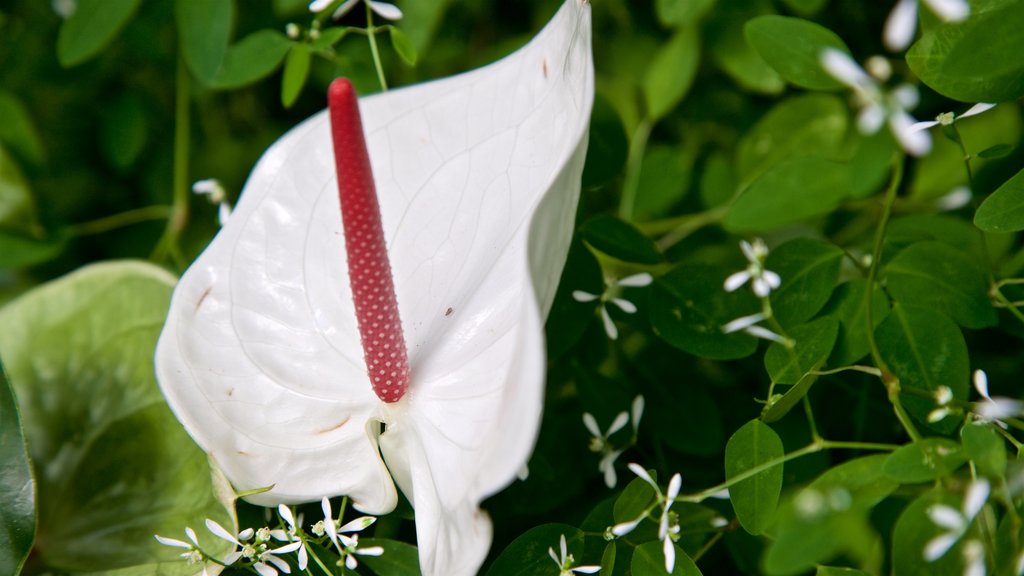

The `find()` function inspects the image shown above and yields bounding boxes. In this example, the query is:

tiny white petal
[345,554,358,570]
[1015,550,1024,575]
[977,398,1024,420]
[936,187,971,211]
[549,545,561,565]
[821,48,870,89]
[892,84,920,110]
[600,306,619,340]
[963,479,990,520]
[270,529,289,541]
[573,290,600,302]
[218,203,232,226]
[961,102,996,118]
[356,546,385,556]
[724,271,751,293]
[297,545,308,571]
[278,505,296,529]
[254,563,278,576]
[627,463,656,487]
[666,473,682,499]
[205,519,240,545]
[709,488,731,500]
[908,119,940,133]
[339,516,376,533]
[272,541,303,555]
[963,540,985,576]
[609,297,637,314]
[185,527,200,546]
[710,516,729,528]
[973,370,991,399]
[367,0,403,20]
[602,455,619,488]
[858,104,887,135]
[608,411,630,435]
[663,534,676,574]
[923,532,959,561]
[560,534,569,564]
[925,0,969,21]
[582,413,602,438]
[223,551,243,565]
[890,111,932,156]
[238,528,254,541]
[308,0,334,12]
[722,313,765,334]
[927,504,965,531]
[611,517,643,536]
[154,535,192,549]
[739,240,757,263]
[330,0,360,18]
[573,566,602,574]
[927,407,950,423]
[763,270,781,289]
[265,555,291,573]
[753,277,771,298]
[631,395,645,432]
[884,0,919,52]
[617,272,654,287]
[744,325,791,345]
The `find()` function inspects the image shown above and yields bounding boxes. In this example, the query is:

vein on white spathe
[155,1,594,575]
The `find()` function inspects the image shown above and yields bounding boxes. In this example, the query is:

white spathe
[155,1,593,575]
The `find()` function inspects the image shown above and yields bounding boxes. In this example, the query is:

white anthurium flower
[155,3,593,575]
[923,479,990,562]
[310,0,403,21]
[884,0,970,52]
[972,369,1023,422]
[573,273,653,340]
[820,48,931,157]
[549,534,601,575]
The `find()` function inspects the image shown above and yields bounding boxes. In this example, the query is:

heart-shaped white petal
[156,1,593,574]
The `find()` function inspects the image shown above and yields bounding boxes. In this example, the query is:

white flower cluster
[574,273,654,340]
[548,534,601,575]
[721,239,792,347]
[609,464,684,574]
[583,395,645,488]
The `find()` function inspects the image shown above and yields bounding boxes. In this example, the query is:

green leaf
[175,0,234,85]
[655,0,718,27]
[0,231,64,270]
[706,0,785,96]
[281,44,311,108]
[485,524,586,576]
[546,240,603,360]
[736,93,848,185]
[0,359,35,576]
[632,540,702,575]
[875,304,969,431]
[614,472,657,524]
[779,0,829,16]
[975,165,1024,233]
[960,423,1006,478]
[398,0,454,53]
[0,91,45,166]
[977,143,1013,159]
[0,146,41,236]
[725,420,784,535]
[358,538,422,576]
[0,261,235,573]
[100,94,148,171]
[645,368,724,456]
[57,0,142,67]
[311,27,349,51]
[580,215,662,264]
[891,490,964,576]
[808,454,899,509]
[699,151,736,208]
[724,157,851,232]
[766,238,844,327]
[906,2,1024,102]
[650,263,759,360]
[643,28,700,121]
[820,280,890,366]
[885,241,996,329]
[744,16,850,90]
[210,29,291,90]
[634,144,694,219]
[389,27,418,66]
[582,95,629,189]
[764,317,838,385]
[761,371,819,423]
[883,439,967,483]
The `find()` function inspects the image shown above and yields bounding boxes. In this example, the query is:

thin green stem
[365,2,388,91]
[691,531,723,562]
[306,543,336,575]
[653,205,729,252]
[153,57,191,268]
[618,119,651,221]
[65,205,172,237]
[803,396,821,443]
[992,284,1024,326]
[812,365,883,377]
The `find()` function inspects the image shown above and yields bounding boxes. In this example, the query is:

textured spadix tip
[327,77,411,404]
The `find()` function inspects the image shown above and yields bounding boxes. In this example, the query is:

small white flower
[927,385,957,423]
[309,0,402,21]
[51,0,77,19]
[721,312,793,347]
[548,534,601,575]
[962,540,985,576]
[935,186,973,212]
[724,239,781,298]
[908,103,996,133]
[285,23,301,39]
[820,49,931,156]
[154,527,204,564]
[320,497,382,569]
[573,273,653,340]
[884,0,970,52]
[274,504,308,571]
[612,464,683,573]
[583,411,629,488]
[631,395,645,436]
[254,540,302,576]
[192,178,232,226]
[924,479,990,562]
[973,369,1023,422]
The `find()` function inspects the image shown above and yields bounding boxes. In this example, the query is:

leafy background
[1,0,1024,574]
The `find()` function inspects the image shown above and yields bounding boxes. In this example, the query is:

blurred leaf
[486,524,584,576]
[311,27,349,51]
[706,0,785,96]
[0,146,41,236]
[891,490,964,576]
[0,262,235,573]
[977,143,1013,159]
[875,304,969,431]
[761,372,818,423]
[546,240,603,359]
[817,568,870,576]
[582,95,629,188]
[632,540,702,575]
[656,0,718,27]
[614,472,657,524]
[100,94,148,171]
[779,0,829,16]
[389,27,418,66]
[643,28,700,121]
[645,367,724,456]
[175,0,234,85]
[358,538,421,576]
[581,215,662,264]
[210,30,291,90]
[650,263,759,360]
[736,93,848,185]
[57,0,142,67]
[887,214,990,266]
[745,16,849,90]
[699,151,736,208]
[400,0,454,53]
[281,44,312,108]
[885,241,996,329]
[960,424,1006,478]
[764,317,838,385]
[724,157,851,232]
[821,280,890,366]
[0,91,45,166]
[844,130,895,199]
[975,165,1024,233]
[907,2,1024,101]
[883,439,967,483]
[0,359,35,576]
[634,145,694,219]
[766,238,844,327]
[0,232,65,270]
[725,420,784,535]
[601,541,616,573]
